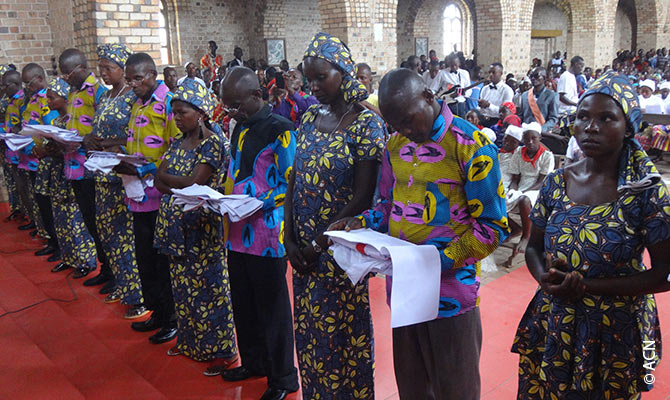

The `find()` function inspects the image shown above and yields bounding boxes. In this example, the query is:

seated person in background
[517,67,564,153]
[492,102,521,146]
[270,68,318,128]
[478,63,514,126]
[506,122,555,260]
[422,60,448,94]
[565,136,584,165]
[639,80,666,114]
[465,109,484,130]
[500,125,524,190]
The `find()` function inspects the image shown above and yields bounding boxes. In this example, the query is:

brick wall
[530,3,569,64]
[284,0,322,67]
[615,5,634,51]
[0,0,55,72]
[47,0,75,58]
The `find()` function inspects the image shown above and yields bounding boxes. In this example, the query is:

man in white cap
[177,61,206,88]
[506,122,554,259]
[639,79,666,114]
[499,124,524,190]
[657,81,670,114]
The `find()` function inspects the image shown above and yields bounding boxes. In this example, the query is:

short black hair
[491,62,504,70]
[570,56,584,66]
[126,53,156,71]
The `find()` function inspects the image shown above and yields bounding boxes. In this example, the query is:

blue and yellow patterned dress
[512,142,670,399]
[153,133,237,362]
[291,105,386,398]
[49,114,97,269]
[92,89,143,305]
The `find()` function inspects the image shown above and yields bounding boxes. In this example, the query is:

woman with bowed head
[512,71,670,399]
[284,32,387,398]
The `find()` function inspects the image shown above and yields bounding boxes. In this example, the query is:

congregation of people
[2,29,670,400]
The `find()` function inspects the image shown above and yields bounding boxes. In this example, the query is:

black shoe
[131,315,161,332]
[259,388,290,400]
[51,262,71,273]
[99,280,116,294]
[4,210,20,222]
[47,252,61,262]
[83,273,110,287]
[29,230,38,237]
[73,267,92,279]
[18,221,36,230]
[149,327,177,344]
[221,366,264,382]
[35,245,57,256]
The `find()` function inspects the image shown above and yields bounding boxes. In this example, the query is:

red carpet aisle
[1,206,670,399]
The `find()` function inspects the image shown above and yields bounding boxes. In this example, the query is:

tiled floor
[2,208,670,399]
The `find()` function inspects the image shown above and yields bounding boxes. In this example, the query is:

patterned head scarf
[304,32,368,104]
[171,78,214,118]
[0,64,10,77]
[97,43,132,68]
[579,71,642,133]
[47,78,71,99]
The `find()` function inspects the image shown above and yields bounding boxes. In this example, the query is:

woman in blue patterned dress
[512,72,670,399]
[45,78,98,274]
[154,79,237,376]
[81,44,146,319]
[284,33,386,399]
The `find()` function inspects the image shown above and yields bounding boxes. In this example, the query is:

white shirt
[442,68,471,103]
[557,71,578,114]
[566,136,584,162]
[478,81,514,117]
[422,70,449,94]
[640,95,667,114]
[509,147,555,192]
[177,76,207,88]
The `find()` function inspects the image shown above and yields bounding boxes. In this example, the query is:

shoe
[221,366,264,382]
[104,289,121,303]
[29,230,38,237]
[203,354,239,376]
[149,327,177,344]
[167,346,181,356]
[51,262,71,273]
[99,280,116,294]
[131,315,161,332]
[73,267,92,279]
[18,221,35,230]
[83,273,110,287]
[4,210,20,222]
[124,305,150,319]
[47,252,61,262]
[35,245,56,256]
[259,388,290,400]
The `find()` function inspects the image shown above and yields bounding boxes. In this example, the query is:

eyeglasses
[61,64,82,81]
[125,72,152,87]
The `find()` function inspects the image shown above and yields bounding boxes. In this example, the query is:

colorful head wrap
[304,32,368,104]
[579,71,642,133]
[501,101,516,114]
[47,78,71,99]
[97,43,132,68]
[171,79,214,118]
[0,64,10,77]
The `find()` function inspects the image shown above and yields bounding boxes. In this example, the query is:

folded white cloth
[0,132,34,151]
[121,174,153,202]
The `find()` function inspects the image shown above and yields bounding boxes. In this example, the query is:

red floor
[1,209,670,399]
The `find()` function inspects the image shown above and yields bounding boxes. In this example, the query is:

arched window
[443,4,462,55]
[158,0,171,65]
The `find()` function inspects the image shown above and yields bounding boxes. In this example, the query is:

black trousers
[132,210,174,326]
[34,192,57,249]
[227,251,299,391]
[71,179,111,275]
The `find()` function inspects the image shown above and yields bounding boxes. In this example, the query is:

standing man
[58,48,110,279]
[227,46,244,68]
[477,62,514,126]
[200,40,223,83]
[162,66,178,93]
[406,55,421,75]
[557,56,584,114]
[120,53,179,344]
[331,68,508,399]
[177,62,206,87]
[517,67,561,151]
[356,62,380,111]
[220,66,299,400]
[442,53,472,117]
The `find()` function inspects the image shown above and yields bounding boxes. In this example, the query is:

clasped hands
[540,253,586,301]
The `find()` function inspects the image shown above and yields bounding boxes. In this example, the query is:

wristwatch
[311,239,323,254]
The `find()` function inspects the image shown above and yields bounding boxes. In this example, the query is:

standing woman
[153,80,237,376]
[512,72,670,399]
[284,33,386,398]
[82,44,146,319]
[45,78,98,274]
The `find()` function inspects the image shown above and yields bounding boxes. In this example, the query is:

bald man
[220,66,299,399]
[121,52,178,344]
[20,63,61,258]
[330,68,509,399]
[58,48,111,279]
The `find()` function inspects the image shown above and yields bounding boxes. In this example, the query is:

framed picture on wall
[415,37,428,57]
[266,39,286,66]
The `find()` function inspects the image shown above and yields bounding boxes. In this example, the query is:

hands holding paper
[114,160,139,176]
[327,217,363,232]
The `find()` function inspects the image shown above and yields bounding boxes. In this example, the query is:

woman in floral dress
[512,72,670,399]
[284,33,386,399]
[154,79,237,376]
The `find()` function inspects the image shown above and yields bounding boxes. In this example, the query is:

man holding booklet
[329,68,509,399]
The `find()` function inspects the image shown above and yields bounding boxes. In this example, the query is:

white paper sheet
[0,132,34,150]
[171,184,263,221]
[324,229,441,328]
[121,174,147,202]
[21,124,82,143]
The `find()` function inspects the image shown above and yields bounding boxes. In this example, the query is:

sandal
[203,354,239,376]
